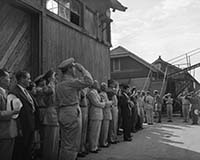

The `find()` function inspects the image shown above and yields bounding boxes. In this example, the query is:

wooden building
[0,0,126,82]
[152,56,200,97]
[110,46,164,91]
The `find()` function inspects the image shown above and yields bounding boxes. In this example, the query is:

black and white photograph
[0,0,200,160]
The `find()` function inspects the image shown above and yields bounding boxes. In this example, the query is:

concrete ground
[80,117,200,160]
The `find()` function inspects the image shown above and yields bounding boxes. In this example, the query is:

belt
[80,105,87,108]
[59,103,78,108]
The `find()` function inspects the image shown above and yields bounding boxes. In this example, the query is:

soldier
[56,58,93,160]
[153,90,162,123]
[144,91,154,125]
[187,92,200,125]
[178,91,191,122]
[163,93,173,122]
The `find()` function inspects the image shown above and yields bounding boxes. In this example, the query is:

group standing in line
[0,57,200,160]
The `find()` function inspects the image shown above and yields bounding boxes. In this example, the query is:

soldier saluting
[56,58,93,160]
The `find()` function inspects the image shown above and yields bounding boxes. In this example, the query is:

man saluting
[56,58,93,160]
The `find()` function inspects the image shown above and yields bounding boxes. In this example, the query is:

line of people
[1,57,200,160]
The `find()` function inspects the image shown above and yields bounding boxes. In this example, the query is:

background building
[0,0,126,82]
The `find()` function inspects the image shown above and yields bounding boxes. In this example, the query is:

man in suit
[0,69,19,160]
[87,80,105,153]
[119,84,132,141]
[10,71,38,160]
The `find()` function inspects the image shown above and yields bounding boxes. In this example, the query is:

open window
[46,0,82,26]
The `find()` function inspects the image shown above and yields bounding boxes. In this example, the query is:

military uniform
[154,94,162,123]
[163,94,173,122]
[56,58,93,160]
[144,94,154,124]
[178,94,191,122]
[188,95,200,124]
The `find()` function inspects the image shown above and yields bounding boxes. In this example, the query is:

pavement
[80,117,200,160]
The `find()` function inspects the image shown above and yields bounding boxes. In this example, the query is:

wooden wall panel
[43,15,110,82]
[84,7,96,38]
[0,2,33,74]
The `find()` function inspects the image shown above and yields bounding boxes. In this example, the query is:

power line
[167,48,200,62]
[170,50,200,64]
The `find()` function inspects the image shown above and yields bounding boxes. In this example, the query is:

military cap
[58,57,75,69]
[34,74,44,84]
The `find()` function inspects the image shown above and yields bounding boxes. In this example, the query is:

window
[46,0,82,26]
[113,59,120,72]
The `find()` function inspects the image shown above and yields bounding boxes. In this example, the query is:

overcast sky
[111,0,200,82]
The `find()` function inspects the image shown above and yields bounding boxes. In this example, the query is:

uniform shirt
[165,97,173,105]
[56,73,93,107]
[178,96,190,105]
[145,95,154,110]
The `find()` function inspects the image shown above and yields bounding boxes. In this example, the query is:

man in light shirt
[0,69,19,160]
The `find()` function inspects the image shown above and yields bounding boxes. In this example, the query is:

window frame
[113,59,121,72]
[46,0,83,27]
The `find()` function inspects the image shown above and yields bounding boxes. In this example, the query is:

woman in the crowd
[42,69,59,160]
[34,75,47,155]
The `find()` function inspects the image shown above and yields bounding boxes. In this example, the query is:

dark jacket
[9,85,39,134]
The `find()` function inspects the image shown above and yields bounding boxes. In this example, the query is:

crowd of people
[0,57,200,160]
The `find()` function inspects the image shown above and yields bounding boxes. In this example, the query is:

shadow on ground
[81,117,200,160]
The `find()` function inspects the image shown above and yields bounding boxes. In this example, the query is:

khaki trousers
[100,119,110,146]
[108,107,118,142]
[88,120,102,151]
[80,107,88,153]
[182,104,190,122]
[58,106,82,160]
[146,109,153,124]
[167,104,173,120]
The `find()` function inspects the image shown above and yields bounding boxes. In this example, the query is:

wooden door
[0,1,39,77]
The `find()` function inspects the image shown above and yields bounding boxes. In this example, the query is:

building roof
[153,56,200,85]
[111,46,161,73]
[82,0,127,13]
